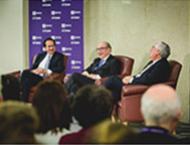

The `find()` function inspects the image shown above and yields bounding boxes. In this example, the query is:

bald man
[136,84,181,143]
[65,41,121,95]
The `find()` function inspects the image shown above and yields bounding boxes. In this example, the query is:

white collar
[101,54,110,61]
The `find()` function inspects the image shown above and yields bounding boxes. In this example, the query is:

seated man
[65,41,121,95]
[104,41,171,101]
[21,37,65,102]
[135,84,181,143]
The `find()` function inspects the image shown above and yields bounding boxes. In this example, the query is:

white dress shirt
[38,53,53,76]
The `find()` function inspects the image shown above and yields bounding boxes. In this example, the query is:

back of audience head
[0,101,39,144]
[32,80,72,134]
[72,85,114,128]
[141,84,181,133]
[88,119,137,144]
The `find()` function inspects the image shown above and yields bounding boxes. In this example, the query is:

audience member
[59,85,114,144]
[21,37,65,102]
[104,41,171,101]
[135,84,181,143]
[0,101,39,144]
[65,41,121,95]
[88,119,138,144]
[32,80,72,144]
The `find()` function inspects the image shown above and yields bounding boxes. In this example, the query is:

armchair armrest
[2,70,21,78]
[122,84,149,97]
[46,72,65,83]
[163,81,176,88]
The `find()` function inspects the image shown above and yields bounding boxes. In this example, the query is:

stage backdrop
[29,0,83,74]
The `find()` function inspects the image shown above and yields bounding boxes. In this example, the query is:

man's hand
[64,74,71,83]
[122,76,132,84]
[32,68,44,75]
[82,71,89,77]
[82,71,101,80]
[31,68,47,75]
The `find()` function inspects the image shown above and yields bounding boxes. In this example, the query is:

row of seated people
[1,38,182,123]
[0,81,189,144]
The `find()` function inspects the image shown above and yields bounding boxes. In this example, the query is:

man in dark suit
[20,37,65,102]
[65,41,121,95]
[104,41,171,101]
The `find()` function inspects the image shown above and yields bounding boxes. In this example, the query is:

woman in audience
[59,85,114,144]
[0,101,39,144]
[32,80,72,144]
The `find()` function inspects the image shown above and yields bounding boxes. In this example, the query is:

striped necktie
[98,59,105,68]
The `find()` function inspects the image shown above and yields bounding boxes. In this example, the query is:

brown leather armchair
[1,55,68,102]
[99,55,134,85]
[114,55,134,78]
[118,60,182,123]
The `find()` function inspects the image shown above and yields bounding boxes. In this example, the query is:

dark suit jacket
[32,51,65,73]
[132,58,170,85]
[85,55,121,77]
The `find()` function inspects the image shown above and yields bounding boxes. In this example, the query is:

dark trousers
[103,76,123,103]
[65,73,95,95]
[20,70,43,102]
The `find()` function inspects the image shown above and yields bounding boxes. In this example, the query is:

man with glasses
[20,37,65,102]
[65,41,121,95]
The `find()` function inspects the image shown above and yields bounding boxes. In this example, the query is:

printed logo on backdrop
[29,0,84,74]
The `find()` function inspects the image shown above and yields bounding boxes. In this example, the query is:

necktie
[98,59,105,68]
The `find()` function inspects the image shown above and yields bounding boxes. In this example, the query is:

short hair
[32,80,72,133]
[105,41,112,49]
[99,41,112,49]
[141,84,181,124]
[154,41,170,58]
[72,85,114,128]
[43,37,56,47]
[0,101,39,144]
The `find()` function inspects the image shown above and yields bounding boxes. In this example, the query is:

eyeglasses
[46,45,55,48]
[96,47,108,51]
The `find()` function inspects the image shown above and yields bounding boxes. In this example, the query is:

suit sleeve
[98,58,121,78]
[108,59,121,76]
[31,54,42,69]
[85,59,98,73]
[50,54,65,73]
[132,62,169,85]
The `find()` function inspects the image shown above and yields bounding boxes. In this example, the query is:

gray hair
[154,41,170,58]
[141,85,181,124]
